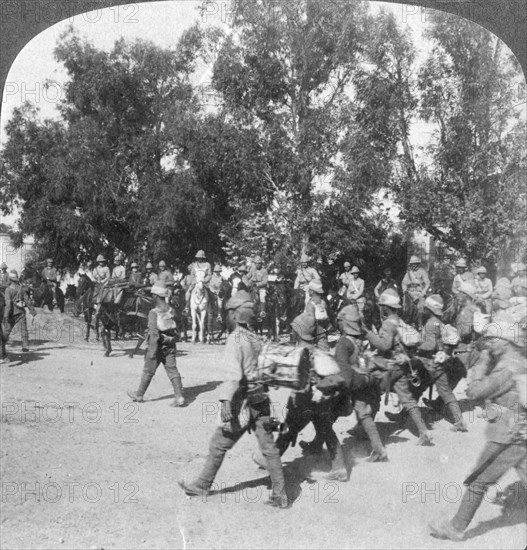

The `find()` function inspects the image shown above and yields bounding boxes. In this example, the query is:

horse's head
[196,280,204,292]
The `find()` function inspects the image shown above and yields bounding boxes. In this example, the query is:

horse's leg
[103,327,112,357]
[95,312,100,341]
[191,307,197,343]
[200,308,207,343]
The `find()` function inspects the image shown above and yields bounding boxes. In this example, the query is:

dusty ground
[1,307,526,550]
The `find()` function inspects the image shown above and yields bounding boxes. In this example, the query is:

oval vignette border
[0,0,526,119]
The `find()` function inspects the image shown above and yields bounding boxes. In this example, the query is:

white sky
[1,1,524,227]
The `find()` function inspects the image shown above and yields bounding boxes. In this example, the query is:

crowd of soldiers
[1,250,526,541]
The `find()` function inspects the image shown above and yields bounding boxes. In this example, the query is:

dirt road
[1,308,525,549]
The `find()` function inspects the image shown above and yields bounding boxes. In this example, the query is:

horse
[170,284,189,342]
[119,288,154,357]
[401,291,420,328]
[189,281,209,343]
[22,267,65,313]
[73,274,98,341]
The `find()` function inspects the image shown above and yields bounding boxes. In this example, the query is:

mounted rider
[128,262,143,288]
[41,258,59,304]
[185,250,212,304]
[247,256,268,317]
[374,268,398,303]
[344,265,365,314]
[511,262,526,297]
[473,266,493,313]
[451,258,474,296]
[92,255,111,307]
[294,254,321,306]
[157,260,174,286]
[111,254,126,281]
[402,255,430,323]
[144,262,158,286]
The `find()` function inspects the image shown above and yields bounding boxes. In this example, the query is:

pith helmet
[300,254,310,263]
[151,281,169,297]
[308,280,324,294]
[516,262,526,272]
[476,266,487,275]
[46,258,53,263]
[441,325,460,345]
[195,250,206,259]
[213,265,222,272]
[343,261,351,268]
[337,305,362,336]
[130,262,139,269]
[351,266,360,274]
[146,262,154,270]
[409,255,421,265]
[455,259,467,268]
[378,288,401,308]
[8,269,19,282]
[159,260,167,267]
[291,313,316,342]
[238,264,248,273]
[424,294,444,316]
[0,262,7,269]
[96,254,106,262]
[458,282,477,300]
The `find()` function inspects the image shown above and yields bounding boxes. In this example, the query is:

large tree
[392,13,526,269]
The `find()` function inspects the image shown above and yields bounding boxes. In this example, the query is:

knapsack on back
[386,317,421,348]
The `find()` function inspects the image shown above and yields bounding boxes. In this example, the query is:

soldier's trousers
[141,345,182,397]
[2,313,29,357]
[452,441,527,531]
[427,361,467,421]
[354,385,385,454]
[197,400,286,499]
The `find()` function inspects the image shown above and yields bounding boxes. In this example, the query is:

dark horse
[21,266,65,313]
[74,275,153,356]
[265,278,294,342]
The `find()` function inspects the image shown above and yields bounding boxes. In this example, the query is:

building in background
[0,232,35,273]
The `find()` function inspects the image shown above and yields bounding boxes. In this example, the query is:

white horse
[190,280,209,343]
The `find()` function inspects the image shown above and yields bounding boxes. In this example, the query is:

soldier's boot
[408,408,433,446]
[325,446,348,482]
[127,373,152,403]
[299,432,324,454]
[447,401,467,432]
[361,418,388,462]
[428,518,464,541]
[170,375,185,407]
[178,479,210,498]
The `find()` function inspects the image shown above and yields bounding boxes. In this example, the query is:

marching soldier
[402,255,430,323]
[429,314,526,541]
[417,296,467,431]
[451,259,474,296]
[178,291,289,508]
[247,256,268,316]
[111,254,126,281]
[332,305,387,462]
[364,289,433,446]
[2,270,30,358]
[127,281,184,407]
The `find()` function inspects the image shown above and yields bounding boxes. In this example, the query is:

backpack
[387,318,421,347]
